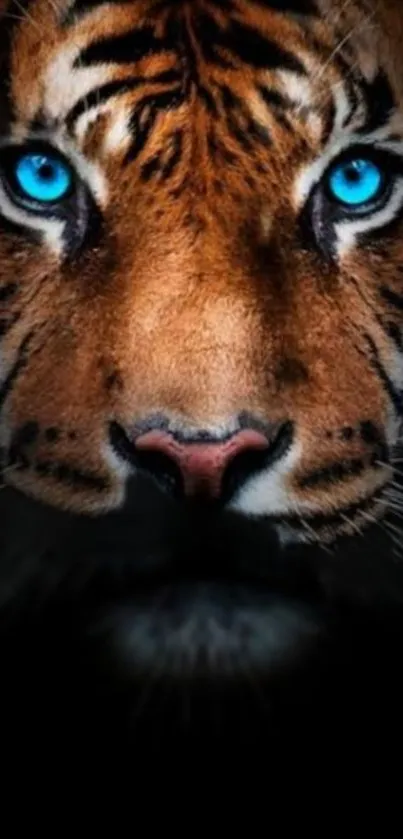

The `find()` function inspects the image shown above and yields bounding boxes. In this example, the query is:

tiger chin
[2,0,403,758]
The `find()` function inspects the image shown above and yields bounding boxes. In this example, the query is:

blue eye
[14,152,72,204]
[327,158,383,208]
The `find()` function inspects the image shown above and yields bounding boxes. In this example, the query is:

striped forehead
[7,0,390,169]
[8,1,330,146]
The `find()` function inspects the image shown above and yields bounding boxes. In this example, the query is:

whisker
[3,13,29,23]
[381,518,403,543]
[310,8,377,88]
[384,492,403,507]
[384,499,403,516]
[357,508,401,547]
[321,0,357,29]
[387,480,403,495]
[46,0,63,16]
[339,512,364,537]
[377,459,403,480]
[0,463,23,478]
[298,517,333,554]
[298,517,317,543]
[11,0,43,34]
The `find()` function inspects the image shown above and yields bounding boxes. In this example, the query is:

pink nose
[134,429,270,498]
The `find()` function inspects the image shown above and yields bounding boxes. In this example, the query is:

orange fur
[0,0,401,538]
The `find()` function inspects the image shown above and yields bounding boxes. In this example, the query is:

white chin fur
[94,584,320,680]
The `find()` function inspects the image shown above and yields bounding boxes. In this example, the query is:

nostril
[221,421,293,502]
[135,448,184,498]
[110,421,184,497]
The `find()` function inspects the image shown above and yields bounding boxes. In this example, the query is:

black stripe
[258,86,295,132]
[126,108,159,165]
[191,15,234,70]
[0,283,18,303]
[198,85,219,115]
[76,27,166,68]
[381,286,403,313]
[207,134,237,165]
[0,331,33,411]
[320,98,336,146]
[10,449,109,492]
[66,77,143,128]
[386,321,403,351]
[365,332,403,415]
[300,494,381,529]
[160,130,183,181]
[219,84,243,112]
[219,84,271,149]
[340,81,360,131]
[65,71,181,129]
[125,88,185,164]
[163,15,220,116]
[329,53,361,133]
[0,312,20,338]
[33,460,109,491]
[0,1,35,126]
[140,152,163,183]
[198,0,235,9]
[269,491,381,530]
[194,14,306,73]
[298,458,367,489]
[259,87,290,110]
[251,0,317,12]
[357,70,396,135]
[246,118,271,147]
[226,112,254,152]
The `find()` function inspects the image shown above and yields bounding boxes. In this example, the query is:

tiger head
[1,0,403,685]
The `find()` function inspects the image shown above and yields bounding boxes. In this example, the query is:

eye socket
[13,151,73,204]
[0,142,100,255]
[326,156,384,209]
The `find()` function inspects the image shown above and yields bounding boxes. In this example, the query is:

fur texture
[1,0,403,765]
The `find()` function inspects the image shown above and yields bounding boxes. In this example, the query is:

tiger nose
[133,427,277,500]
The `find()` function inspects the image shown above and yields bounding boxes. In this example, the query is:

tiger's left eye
[327,157,384,208]
[14,152,73,204]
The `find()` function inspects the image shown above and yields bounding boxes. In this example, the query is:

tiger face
[1,0,403,685]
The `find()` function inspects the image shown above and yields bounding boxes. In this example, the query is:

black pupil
[38,162,55,180]
[344,164,361,183]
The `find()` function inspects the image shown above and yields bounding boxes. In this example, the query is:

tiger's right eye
[14,152,73,205]
[0,143,77,215]
[0,142,98,255]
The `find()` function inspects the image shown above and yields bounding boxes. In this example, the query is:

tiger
[2,0,403,760]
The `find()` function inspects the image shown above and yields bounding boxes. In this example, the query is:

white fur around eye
[334,176,403,257]
[0,176,65,256]
[0,132,109,254]
[293,127,403,207]
[293,133,403,258]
